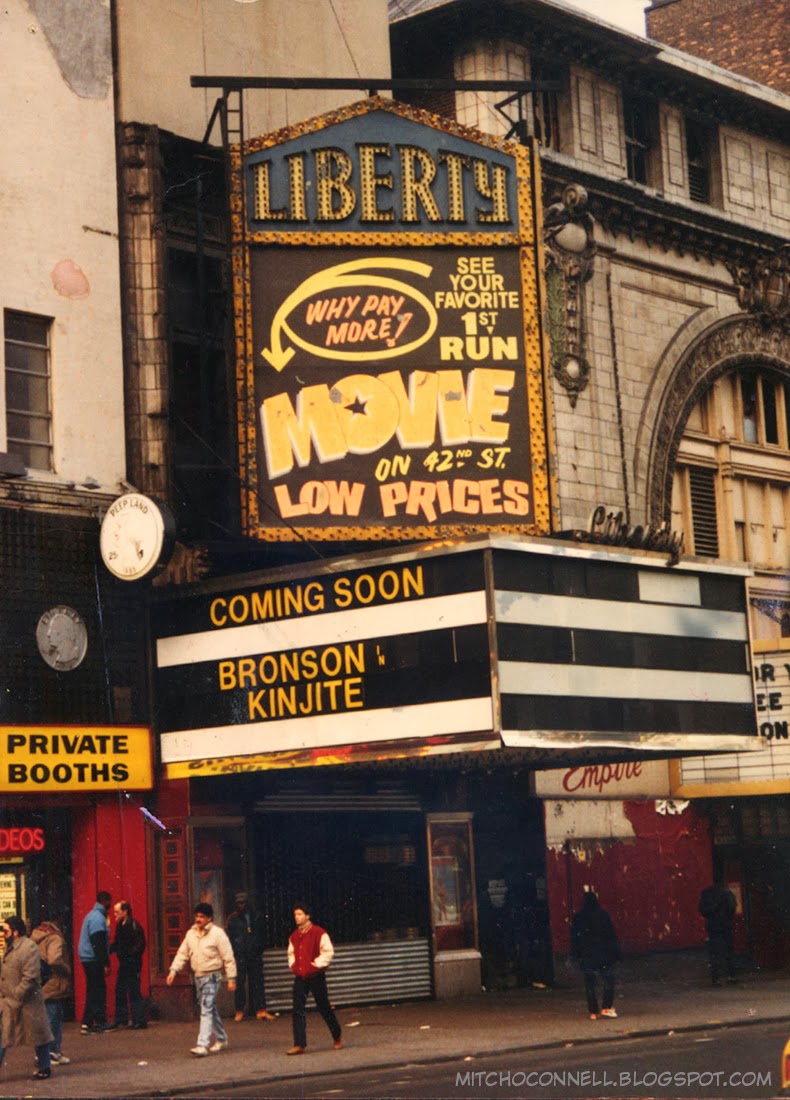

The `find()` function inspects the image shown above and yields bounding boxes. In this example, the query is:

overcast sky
[563,0,650,35]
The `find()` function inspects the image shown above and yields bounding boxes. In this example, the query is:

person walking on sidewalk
[166,903,237,1057]
[108,900,147,1029]
[0,915,54,1081]
[571,891,621,1021]
[77,890,112,1033]
[699,877,737,985]
[226,892,276,1022]
[286,903,342,1055]
[31,916,72,1066]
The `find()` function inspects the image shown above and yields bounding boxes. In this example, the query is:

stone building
[389,0,790,972]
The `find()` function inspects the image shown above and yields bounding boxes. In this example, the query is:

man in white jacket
[166,903,237,1056]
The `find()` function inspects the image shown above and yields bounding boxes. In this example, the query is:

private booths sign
[232,98,549,541]
[153,538,758,778]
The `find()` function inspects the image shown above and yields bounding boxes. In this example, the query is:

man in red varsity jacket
[285,905,343,1055]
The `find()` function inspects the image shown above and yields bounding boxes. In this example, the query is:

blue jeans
[195,973,227,1050]
[46,1000,64,1054]
[0,1029,51,1074]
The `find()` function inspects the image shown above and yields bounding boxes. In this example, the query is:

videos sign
[233,98,549,541]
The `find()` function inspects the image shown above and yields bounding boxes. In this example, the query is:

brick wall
[647,0,790,93]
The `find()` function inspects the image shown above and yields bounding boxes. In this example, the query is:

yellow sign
[0,726,153,792]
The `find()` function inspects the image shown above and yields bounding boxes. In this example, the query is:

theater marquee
[232,97,550,541]
[153,538,758,777]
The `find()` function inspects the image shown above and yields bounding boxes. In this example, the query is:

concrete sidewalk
[2,959,789,1099]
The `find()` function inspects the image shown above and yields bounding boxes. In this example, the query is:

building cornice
[540,156,786,268]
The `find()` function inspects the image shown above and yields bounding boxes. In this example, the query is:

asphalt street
[0,956,788,1100]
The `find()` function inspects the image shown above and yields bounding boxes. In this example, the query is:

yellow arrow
[261,258,435,371]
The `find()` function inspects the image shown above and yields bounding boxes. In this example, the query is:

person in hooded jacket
[571,891,621,1020]
[31,917,72,1065]
[0,915,54,1081]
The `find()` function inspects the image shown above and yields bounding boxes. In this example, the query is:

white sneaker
[601,1007,618,1018]
[190,1046,209,1056]
[209,1040,228,1053]
[51,1053,71,1065]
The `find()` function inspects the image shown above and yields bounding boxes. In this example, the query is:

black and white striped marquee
[152,536,758,776]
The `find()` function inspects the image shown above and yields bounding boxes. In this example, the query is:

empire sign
[232,97,550,542]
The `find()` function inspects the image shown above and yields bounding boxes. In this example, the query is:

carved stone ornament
[544,184,597,407]
[727,244,790,330]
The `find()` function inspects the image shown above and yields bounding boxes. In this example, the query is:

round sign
[36,606,88,671]
[99,493,175,581]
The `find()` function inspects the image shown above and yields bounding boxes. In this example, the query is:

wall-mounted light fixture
[544,184,596,407]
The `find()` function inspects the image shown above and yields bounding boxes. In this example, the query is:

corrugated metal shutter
[263,939,433,1010]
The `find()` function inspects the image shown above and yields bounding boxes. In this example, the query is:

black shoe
[33,1069,52,1080]
[131,1023,148,1030]
[104,1022,120,1031]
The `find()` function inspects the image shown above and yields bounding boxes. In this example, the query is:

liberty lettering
[252,144,511,228]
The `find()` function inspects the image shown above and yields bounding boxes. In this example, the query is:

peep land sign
[232,97,549,541]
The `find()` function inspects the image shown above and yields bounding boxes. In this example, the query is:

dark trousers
[81,960,107,1027]
[115,963,146,1026]
[292,972,341,1048]
[582,965,615,1014]
[235,951,265,1014]
[707,933,736,983]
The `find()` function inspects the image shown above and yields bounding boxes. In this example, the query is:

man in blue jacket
[77,891,112,1033]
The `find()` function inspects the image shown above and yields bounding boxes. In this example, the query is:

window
[623,97,653,184]
[531,63,561,151]
[672,369,790,568]
[739,372,790,447]
[686,119,712,204]
[3,310,53,470]
[687,466,720,557]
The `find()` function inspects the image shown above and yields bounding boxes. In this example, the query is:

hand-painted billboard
[232,97,549,541]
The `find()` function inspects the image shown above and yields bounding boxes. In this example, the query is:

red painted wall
[71,799,151,1019]
[546,801,714,955]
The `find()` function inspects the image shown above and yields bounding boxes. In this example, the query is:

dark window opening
[624,98,652,184]
[763,379,779,444]
[161,135,235,541]
[531,64,560,151]
[686,120,711,204]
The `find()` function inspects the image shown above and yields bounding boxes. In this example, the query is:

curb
[123,1010,790,1099]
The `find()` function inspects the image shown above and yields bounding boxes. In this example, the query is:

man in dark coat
[699,878,737,985]
[226,893,275,1022]
[571,891,621,1020]
[107,900,147,1029]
